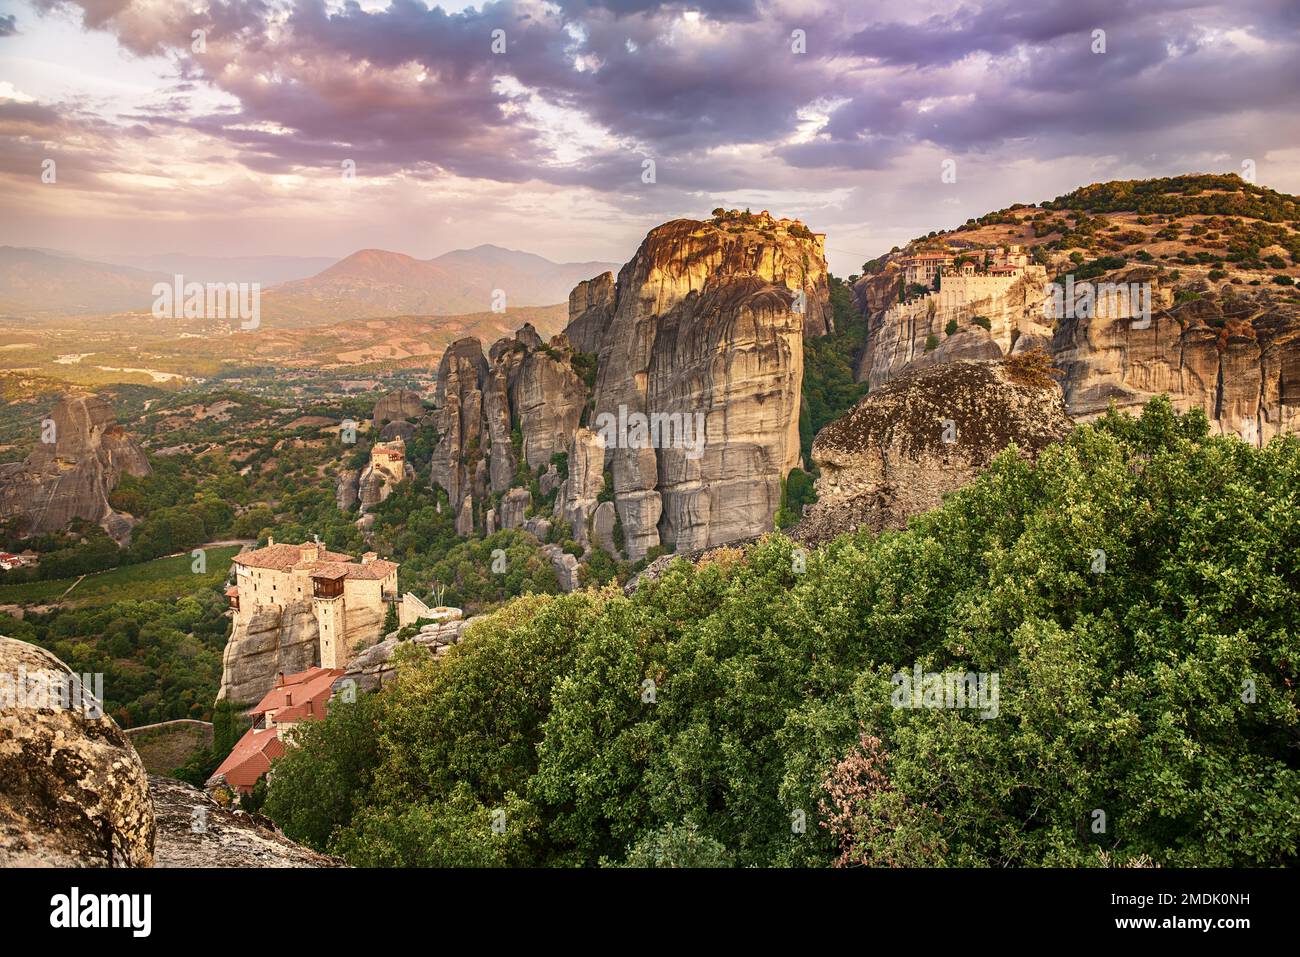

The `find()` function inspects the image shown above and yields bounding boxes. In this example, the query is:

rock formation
[336,469,360,511]
[428,212,830,558]
[1051,273,1300,443]
[217,600,321,710]
[335,616,479,694]
[373,389,424,430]
[357,436,415,511]
[500,487,530,529]
[852,230,1300,448]
[149,775,341,867]
[0,394,151,543]
[542,544,581,591]
[0,636,339,868]
[795,357,1074,543]
[1,635,154,867]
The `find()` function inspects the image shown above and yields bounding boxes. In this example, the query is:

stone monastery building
[227,538,398,670]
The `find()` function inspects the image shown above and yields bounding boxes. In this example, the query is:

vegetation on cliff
[264,398,1300,867]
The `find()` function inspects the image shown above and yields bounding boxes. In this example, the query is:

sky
[2,0,1299,276]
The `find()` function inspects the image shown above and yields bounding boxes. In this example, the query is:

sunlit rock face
[1051,274,1300,444]
[0,636,154,867]
[855,261,1300,447]
[430,213,831,556]
[582,215,828,558]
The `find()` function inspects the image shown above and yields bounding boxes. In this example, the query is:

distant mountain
[264,244,619,324]
[0,242,618,327]
[0,247,168,317]
[92,253,338,286]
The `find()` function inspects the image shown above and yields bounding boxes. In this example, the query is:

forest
[261,398,1300,867]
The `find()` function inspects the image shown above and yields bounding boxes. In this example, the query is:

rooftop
[233,539,397,580]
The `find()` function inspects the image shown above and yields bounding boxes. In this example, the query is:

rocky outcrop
[555,427,606,546]
[336,469,360,511]
[794,357,1074,543]
[0,394,151,543]
[592,500,618,556]
[1051,274,1300,443]
[542,544,581,592]
[357,437,415,512]
[149,775,341,867]
[431,337,490,514]
[511,333,588,469]
[588,216,822,557]
[456,495,475,536]
[373,389,424,430]
[217,600,320,711]
[500,487,530,529]
[856,266,1055,389]
[335,617,479,693]
[0,636,154,867]
[566,272,616,354]
[429,212,831,561]
[854,255,1300,447]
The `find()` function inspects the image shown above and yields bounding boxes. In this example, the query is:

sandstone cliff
[0,394,151,543]
[850,176,1300,446]
[429,212,830,560]
[1051,272,1300,443]
[217,599,321,710]
[795,357,1074,543]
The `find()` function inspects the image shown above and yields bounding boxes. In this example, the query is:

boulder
[0,636,154,867]
[335,616,481,692]
[542,545,581,593]
[795,357,1074,543]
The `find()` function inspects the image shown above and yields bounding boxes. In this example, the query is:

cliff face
[217,600,321,710]
[429,213,830,559]
[856,266,1056,389]
[0,394,151,542]
[1051,275,1300,442]
[856,267,1300,445]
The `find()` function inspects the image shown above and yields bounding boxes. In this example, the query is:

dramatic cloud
[2,0,1299,273]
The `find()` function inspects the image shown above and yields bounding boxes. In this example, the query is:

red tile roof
[232,542,396,581]
[249,667,343,719]
[209,726,286,793]
[234,542,354,571]
[207,667,343,793]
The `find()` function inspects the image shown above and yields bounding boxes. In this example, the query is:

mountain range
[0,244,618,324]
[263,246,618,324]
